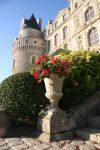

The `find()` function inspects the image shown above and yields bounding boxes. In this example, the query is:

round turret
[13,14,45,74]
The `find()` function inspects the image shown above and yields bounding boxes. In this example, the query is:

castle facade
[13,0,100,74]
[45,0,100,54]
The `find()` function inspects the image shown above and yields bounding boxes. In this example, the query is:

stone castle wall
[45,0,100,54]
[13,28,45,74]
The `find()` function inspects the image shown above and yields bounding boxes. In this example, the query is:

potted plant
[32,55,71,113]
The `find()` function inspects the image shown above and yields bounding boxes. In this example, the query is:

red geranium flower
[40,67,43,71]
[35,61,40,65]
[52,57,59,64]
[42,70,49,76]
[61,60,71,66]
[34,72,40,79]
[38,55,47,61]
[57,68,62,73]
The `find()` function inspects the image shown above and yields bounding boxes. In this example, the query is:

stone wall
[66,91,100,128]
[13,29,45,74]
[45,0,100,54]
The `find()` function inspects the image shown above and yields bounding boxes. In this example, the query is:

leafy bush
[58,50,100,110]
[50,48,69,56]
[0,72,49,125]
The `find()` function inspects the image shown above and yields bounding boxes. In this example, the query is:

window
[75,3,78,9]
[54,34,58,46]
[88,28,99,47]
[63,13,67,21]
[29,45,30,50]
[26,40,28,43]
[32,56,36,64]
[55,21,58,28]
[85,7,95,21]
[48,40,50,50]
[34,41,37,43]
[63,27,67,40]
[48,29,51,36]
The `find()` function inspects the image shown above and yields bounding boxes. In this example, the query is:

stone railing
[66,91,100,128]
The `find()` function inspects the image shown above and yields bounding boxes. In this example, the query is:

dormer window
[63,13,67,21]
[48,29,51,36]
[55,21,58,28]
[75,2,78,9]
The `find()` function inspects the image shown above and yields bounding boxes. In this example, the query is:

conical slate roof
[22,14,40,31]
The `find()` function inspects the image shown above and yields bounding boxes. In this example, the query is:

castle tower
[12,14,45,74]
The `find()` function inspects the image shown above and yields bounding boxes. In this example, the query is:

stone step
[87,116,100,128]
[75,128,100,143]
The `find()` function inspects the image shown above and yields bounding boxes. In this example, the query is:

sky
[0,0,69,82]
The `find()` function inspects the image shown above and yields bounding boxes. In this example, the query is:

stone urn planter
[37,74,75,141]
[44,74,64,113]
[32,55,76,141]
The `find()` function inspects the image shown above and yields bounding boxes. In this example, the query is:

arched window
[88,28,99,47]
[54,34,58,46]
[75,3,78,9]
[63,13,67,21]
[32,56,36,64]
[85,7,95,21]
[63,27,67,40]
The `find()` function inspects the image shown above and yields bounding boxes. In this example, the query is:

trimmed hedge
[0,72,49,124]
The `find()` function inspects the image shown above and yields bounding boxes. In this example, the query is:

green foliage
[57,50,100,110]
[0,72,49,125]
[51,48,70,56]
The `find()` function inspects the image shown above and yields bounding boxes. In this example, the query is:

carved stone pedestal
[37,130,74,142]
[37,110,76,142]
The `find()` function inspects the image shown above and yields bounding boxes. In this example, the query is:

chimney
[37,18,42,30]
[48,19,52,25]
[21,16,26,29]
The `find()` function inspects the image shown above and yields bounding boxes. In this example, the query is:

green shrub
[51,48,70,56]
[57,50,100,110]
[0,72,49,125]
